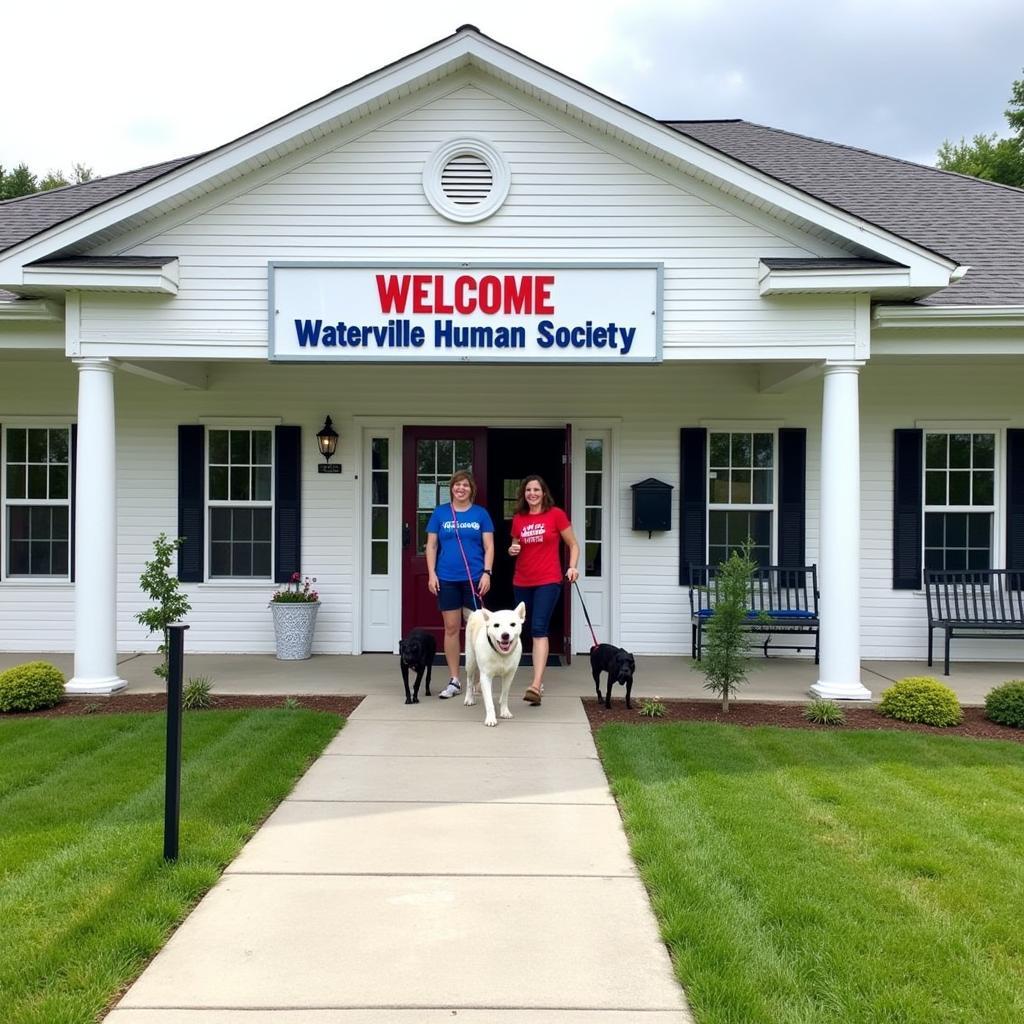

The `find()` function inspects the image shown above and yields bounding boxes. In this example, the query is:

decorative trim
[22,262,178,294]
[0,298,64,322]
[874,305,1024,330]
[422,136,510,223]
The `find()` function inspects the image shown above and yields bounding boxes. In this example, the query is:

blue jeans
[514,583,562,638]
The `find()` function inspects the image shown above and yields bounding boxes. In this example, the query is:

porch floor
[3,651,1019,705]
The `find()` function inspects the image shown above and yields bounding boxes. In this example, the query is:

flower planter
[271,602,319,660]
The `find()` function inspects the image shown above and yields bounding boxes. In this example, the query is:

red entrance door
[401,427,487,648]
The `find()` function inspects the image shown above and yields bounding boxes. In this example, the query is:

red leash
[450,503,482,610]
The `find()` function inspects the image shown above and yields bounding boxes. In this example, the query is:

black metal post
[164,623,189,862]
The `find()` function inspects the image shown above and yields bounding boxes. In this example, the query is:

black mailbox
[631,478,673,537]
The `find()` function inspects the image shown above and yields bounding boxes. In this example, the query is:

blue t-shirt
[427,503,494,581]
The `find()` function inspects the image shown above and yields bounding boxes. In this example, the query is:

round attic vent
[423,137,510,223]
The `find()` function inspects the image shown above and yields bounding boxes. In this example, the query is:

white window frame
[920,425,1001,573]
[204,425,276,581]
[705,426,779,565]
[1,421,74,582]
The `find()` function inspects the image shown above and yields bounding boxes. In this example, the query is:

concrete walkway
[106,692,693,1022]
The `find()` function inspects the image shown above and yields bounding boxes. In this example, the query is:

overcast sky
[2,0,1021,180]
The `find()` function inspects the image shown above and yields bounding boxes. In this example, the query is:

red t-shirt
[511,507,571,587]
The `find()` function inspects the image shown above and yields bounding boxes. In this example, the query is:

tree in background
[0,161,94,199]
[936,72,1024,187]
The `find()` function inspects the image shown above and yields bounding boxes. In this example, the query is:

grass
[0,709,342,1024]
[596,722,1024,1024]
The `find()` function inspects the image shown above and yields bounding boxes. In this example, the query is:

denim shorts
[513,582,562,638]
[437,579,480,612]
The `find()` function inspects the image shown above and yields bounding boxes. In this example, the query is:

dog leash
[450,502,482,611]
[572,579,600,649]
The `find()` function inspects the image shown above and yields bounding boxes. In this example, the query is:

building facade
[1,27,1023,696]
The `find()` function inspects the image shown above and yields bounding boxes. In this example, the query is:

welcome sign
[268,263,662,362]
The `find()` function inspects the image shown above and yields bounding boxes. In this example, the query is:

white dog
[464,602,526,727]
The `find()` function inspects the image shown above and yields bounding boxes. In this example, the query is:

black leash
[572,579,600,649]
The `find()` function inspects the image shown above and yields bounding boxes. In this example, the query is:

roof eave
[0,28,960,287]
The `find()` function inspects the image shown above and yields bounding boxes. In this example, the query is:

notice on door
[269,263,662,363]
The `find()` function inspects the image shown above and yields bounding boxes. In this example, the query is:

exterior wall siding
[76,79,858,360]
[3,358,1022,660]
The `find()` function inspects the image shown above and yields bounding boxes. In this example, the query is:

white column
[66,358,126,694]
[811,361,871,700]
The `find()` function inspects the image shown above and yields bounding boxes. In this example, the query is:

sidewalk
[106,692,692,1022]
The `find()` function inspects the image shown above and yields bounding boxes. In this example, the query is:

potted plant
[270,573,320,660]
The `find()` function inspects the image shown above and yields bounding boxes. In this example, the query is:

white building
[1,26,1022,696]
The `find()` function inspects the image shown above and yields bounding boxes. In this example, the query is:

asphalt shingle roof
[0,155,199,254]
[2,118,1023,308]
[667,120,1024,306]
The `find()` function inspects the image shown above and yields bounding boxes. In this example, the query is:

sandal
[523,686,542,705]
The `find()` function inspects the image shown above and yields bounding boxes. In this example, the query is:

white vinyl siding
[77,80,858,361]
[1,359,1023,660]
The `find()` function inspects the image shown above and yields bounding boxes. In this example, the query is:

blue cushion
[697,608,813,619]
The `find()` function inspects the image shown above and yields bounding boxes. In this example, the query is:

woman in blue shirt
[425,470,494,698]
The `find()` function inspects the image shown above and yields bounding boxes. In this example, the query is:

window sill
[197,580,274,589]
[0,579,74,588]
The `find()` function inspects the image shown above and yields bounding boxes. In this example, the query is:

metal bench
[925,569,1024,674]
[689,564,819,663]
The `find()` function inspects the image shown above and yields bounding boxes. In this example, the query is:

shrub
[136,533,192,679]
[182,676,215,710]
[699,541,762,712]
[984,680,1024,728]
[879,676,963,727]
[281,696,302,710]
[638,697,667,718]
[803,698,845,726]
[0,661,65,712]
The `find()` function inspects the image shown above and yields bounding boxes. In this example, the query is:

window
[584,439,604,576]
[370,438,389,575]
[207,428,273,578]
[924,431,995,571]
[415,438,472,554]
[3,426,71,578]
[708,431,773,566]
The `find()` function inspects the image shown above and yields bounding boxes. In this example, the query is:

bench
[925,569,1024,674]
[689,564,819,663]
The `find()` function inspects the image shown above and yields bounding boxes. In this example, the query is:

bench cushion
[696,608,815,619]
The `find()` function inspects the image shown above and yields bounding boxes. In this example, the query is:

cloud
[0,0,1020,174]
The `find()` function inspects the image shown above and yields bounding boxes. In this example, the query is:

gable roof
[668,120,1024,307]
[0,28,1012,308]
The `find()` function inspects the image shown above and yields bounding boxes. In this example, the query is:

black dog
[399,629,436,704]
[590,643,636,709]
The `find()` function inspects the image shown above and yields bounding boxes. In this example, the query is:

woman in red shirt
[509,475,580,705]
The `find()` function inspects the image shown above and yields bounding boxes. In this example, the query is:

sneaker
[438,678,461,699]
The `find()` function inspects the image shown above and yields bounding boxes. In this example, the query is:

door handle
[403,523,411,548]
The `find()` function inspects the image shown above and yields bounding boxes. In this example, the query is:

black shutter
[679,428,707,584]
[177,425,205,582]
[777,428,806,571]
[274,425,302,583]
[893,429,923,590]
[69,424,77,583]
[1006,429,1024,590]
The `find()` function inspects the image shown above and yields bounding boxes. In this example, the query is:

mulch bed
[4,694,363,719]
[583,698,1024,743]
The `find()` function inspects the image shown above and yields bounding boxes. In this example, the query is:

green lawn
[0,709,342,1024]
[597,722,1024,1024]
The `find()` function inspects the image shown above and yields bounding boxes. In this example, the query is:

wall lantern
[316,416,341,474]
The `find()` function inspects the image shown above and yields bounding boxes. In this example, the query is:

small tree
[699,542,760,712]
[136,533,192,679]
